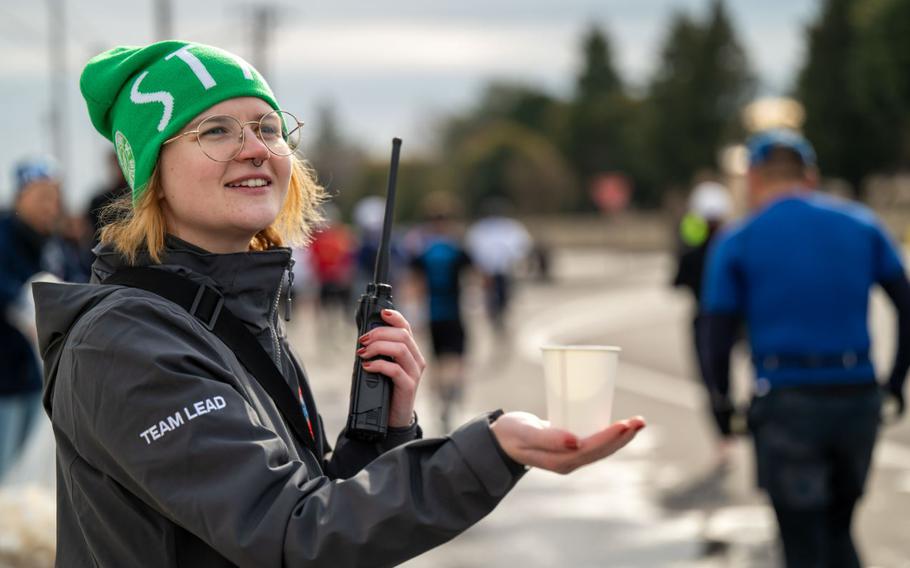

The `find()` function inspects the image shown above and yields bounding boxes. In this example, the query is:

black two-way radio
[346,137,402,441]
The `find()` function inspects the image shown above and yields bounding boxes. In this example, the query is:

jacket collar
[91,235,292,331]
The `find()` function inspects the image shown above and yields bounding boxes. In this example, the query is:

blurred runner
[289,244,319,346]
[0,157,62,481]
[308,204,356,342]
[353,195,387,295]
[353,195,406,295]
[465,197,531,333]
[409,192,474,432]
[702,129,910,567]
[672,181,736,466]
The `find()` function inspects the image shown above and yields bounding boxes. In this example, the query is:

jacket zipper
[268,265,289,364]
[285,257,295,322]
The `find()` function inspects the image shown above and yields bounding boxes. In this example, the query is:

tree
[850,0,910,171]
[576,26,622,98]
[565,25,643,208]
[700,0,753,136]
[441,82,569,151]
[353,158,444,223]
[307,102,367,213]
[437,83,577,213]
[796,0,889,192]
[646,0,754,192]
[449,121,577,215]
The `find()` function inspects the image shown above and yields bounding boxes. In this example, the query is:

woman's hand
[490,412,645,474]
[356,309,427,428]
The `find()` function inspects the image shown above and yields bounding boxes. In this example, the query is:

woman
[34,41,645,567]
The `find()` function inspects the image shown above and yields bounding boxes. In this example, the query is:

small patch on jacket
[138,396,227,444]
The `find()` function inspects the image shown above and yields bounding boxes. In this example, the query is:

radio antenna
[372,137,401,286]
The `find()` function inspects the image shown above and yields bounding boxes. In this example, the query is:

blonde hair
[100,156,325,264]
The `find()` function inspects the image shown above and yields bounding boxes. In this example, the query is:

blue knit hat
[14,156,59,194]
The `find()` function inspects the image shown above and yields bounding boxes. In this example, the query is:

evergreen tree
[647,13,705,190]
[700,0,753,138]
[850,0,910,171]
[647,0,754,192]
[566,25,642,208]
[438,82,576,213]
[577,26,622,99]
[445,82,568,145]
[308,102,367,213]
[796,0,887,191]
[451,121,577,215]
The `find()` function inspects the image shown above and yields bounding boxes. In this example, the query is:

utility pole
[47,0,68,187]
[154,0,173,40]
[249,4,278,86]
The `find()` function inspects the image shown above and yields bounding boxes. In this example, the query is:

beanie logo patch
[115,131,136,189]
[166,46,217,90]
[131,71,175,132]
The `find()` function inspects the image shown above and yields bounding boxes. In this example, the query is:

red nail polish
[356,347,366,355]
[359,334,370,344]
[565,438,579,450]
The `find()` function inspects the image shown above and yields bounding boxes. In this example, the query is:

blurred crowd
[293,189,538,432]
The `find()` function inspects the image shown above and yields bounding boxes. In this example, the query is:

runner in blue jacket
[702,129,910,567]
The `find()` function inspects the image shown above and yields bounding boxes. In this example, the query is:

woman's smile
[225,173,274,195]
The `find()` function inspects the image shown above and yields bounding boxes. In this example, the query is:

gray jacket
[34,237,523,567]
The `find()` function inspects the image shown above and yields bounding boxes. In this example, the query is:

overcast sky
[0,0,818,208]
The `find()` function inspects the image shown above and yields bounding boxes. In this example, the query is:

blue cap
[746,129,816,168]
[14,156,59,194]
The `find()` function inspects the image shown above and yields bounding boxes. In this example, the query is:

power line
[249,4,279,82]
[228,2,288,88]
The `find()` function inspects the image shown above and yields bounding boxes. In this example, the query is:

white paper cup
[541,345,620,437]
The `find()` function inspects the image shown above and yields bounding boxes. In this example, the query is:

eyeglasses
[162,110,303,162]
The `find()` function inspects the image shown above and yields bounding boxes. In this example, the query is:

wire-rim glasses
[162,110,303,162]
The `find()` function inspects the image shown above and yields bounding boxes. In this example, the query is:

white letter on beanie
[166,46,217,90]
[225,53,254,80]
[130,71,175,132]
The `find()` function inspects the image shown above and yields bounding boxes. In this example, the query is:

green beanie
[80,40,280,202]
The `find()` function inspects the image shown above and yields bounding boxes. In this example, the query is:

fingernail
[382,309,393,316]
[359,333,370,344]
[356,347,366,355]
[564,437,579,450]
